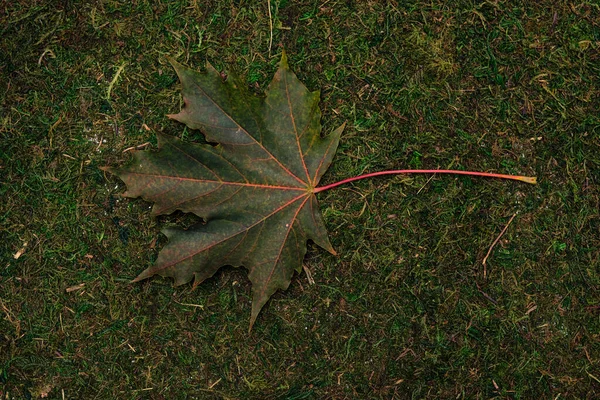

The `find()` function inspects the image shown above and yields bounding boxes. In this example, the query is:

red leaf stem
[314,169,537,193]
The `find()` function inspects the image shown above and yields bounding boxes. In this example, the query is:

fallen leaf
[105,52,344,328]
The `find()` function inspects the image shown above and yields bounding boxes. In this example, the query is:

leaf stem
[314,169,537,193]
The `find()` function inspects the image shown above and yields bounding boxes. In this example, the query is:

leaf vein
[152,194,309,273]
[259,195,310,298]
[190,79,307,186]
[283,70,312,185]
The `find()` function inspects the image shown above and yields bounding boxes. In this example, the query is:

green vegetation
[1,1,598,398]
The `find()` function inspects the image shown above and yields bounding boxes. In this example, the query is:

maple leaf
[106,52,345,329]
[105,51,536,329]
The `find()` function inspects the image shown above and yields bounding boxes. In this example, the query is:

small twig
[588,371,600,384]
[416,174,436,195]
[65,283,85,293]
[267,0,274,57]
[475,281,498,304]
[174,300,204,309]
[48,115,63,148]
[482,212,518,277]
[122,142,151,153]
[95,135,104,152]
[303,264,315,285]
[38,48,56,65]
[13,241,28,259]
[106,62,127,100]
[208,378,222,389]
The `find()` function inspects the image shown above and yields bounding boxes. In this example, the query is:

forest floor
[1,1,599,399]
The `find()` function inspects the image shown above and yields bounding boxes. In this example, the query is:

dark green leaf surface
[108,52,344,328]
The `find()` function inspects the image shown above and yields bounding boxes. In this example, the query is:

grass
[1,0,599,398]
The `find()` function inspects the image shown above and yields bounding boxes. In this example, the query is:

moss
[1,0,599,398]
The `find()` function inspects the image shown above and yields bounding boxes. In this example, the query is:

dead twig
[267,0,273,57]
[482,212,518,277]
[123,142,151,153]
[303,264,315,285]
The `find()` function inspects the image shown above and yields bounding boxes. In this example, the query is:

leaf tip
[166,56,182,70]
[334,121,347,136]
[279,49,289,69]
[166,112,185,124]
[249,294,269,332]
[166,56,190,85]
[154,131,174,149]
[131,268,152,284]
[325,121,346,142]
[100,166,123,179]
[248,310,259,333]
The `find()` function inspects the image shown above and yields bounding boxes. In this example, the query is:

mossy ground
[1,1,599,399]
